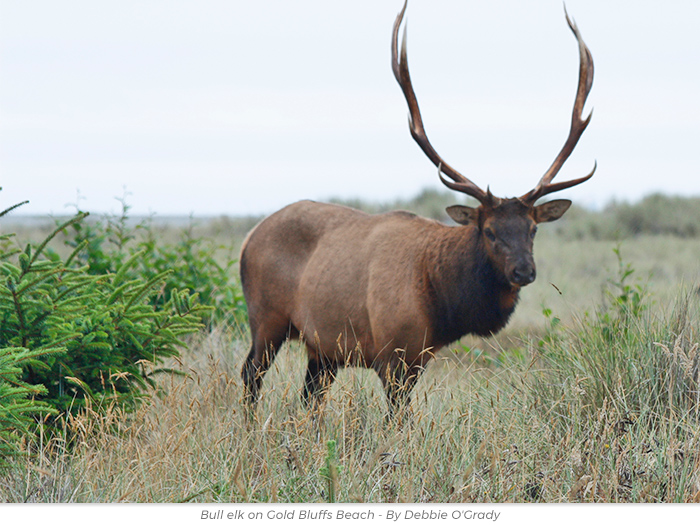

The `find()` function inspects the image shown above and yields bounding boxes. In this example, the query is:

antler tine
[521,7,595,203]
[392,0,490,204]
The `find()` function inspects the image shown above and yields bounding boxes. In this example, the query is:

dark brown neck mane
[424,226,520,346]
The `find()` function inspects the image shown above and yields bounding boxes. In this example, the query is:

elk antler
[520,8,596,204]
[392,0,494,205]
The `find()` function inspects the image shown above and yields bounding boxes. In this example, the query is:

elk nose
[511,266,536,286]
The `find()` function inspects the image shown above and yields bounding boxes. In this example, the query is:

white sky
[1,1,699,217]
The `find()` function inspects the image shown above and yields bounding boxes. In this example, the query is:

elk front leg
[302,355,338,409]
[379,360,422,420]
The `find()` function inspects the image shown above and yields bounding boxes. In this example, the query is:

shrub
[132,220,246,326]
[61,199,246,327]
[554,194,700,240]
[613,194,700,238]
[0,198,60,466]
[0,345,60,468]
[1,212,210,416]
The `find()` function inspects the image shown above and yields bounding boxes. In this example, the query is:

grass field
[1,206,700,503]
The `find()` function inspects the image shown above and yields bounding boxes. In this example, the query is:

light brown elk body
[240,2,596,416]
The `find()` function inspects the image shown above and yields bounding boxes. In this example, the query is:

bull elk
[240,2,595,416]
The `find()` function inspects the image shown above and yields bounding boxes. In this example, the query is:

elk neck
[421,223,520,345]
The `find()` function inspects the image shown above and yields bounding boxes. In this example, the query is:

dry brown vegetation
[3,295,700,502]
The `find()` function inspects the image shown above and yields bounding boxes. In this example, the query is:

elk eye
[530,226,538,239]
[484,228,496,242]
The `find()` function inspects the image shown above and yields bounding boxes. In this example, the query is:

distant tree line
[329,190,700,240]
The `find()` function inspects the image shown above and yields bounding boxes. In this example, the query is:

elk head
[392,2,595,288]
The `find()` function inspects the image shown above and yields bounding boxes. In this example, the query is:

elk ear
[446,205,479,225]
[534,199,572,223]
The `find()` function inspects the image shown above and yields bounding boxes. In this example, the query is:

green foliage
[0,196,59,466]
[537,306,563,349]
[596,246,648,341]
[319,439,340,503]
[61,198,246,327]
[0,346,60,468]
[1,212,210,416]
[134,222,245,326]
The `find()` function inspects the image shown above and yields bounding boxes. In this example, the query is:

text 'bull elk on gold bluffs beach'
[240,1,596,417]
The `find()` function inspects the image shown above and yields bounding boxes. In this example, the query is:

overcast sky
[1,1,699,217]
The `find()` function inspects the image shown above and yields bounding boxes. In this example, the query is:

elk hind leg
[241,320,289,406]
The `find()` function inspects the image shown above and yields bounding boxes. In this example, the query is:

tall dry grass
[3,285,699,502]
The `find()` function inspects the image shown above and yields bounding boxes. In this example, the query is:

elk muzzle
[508,258,536,287]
